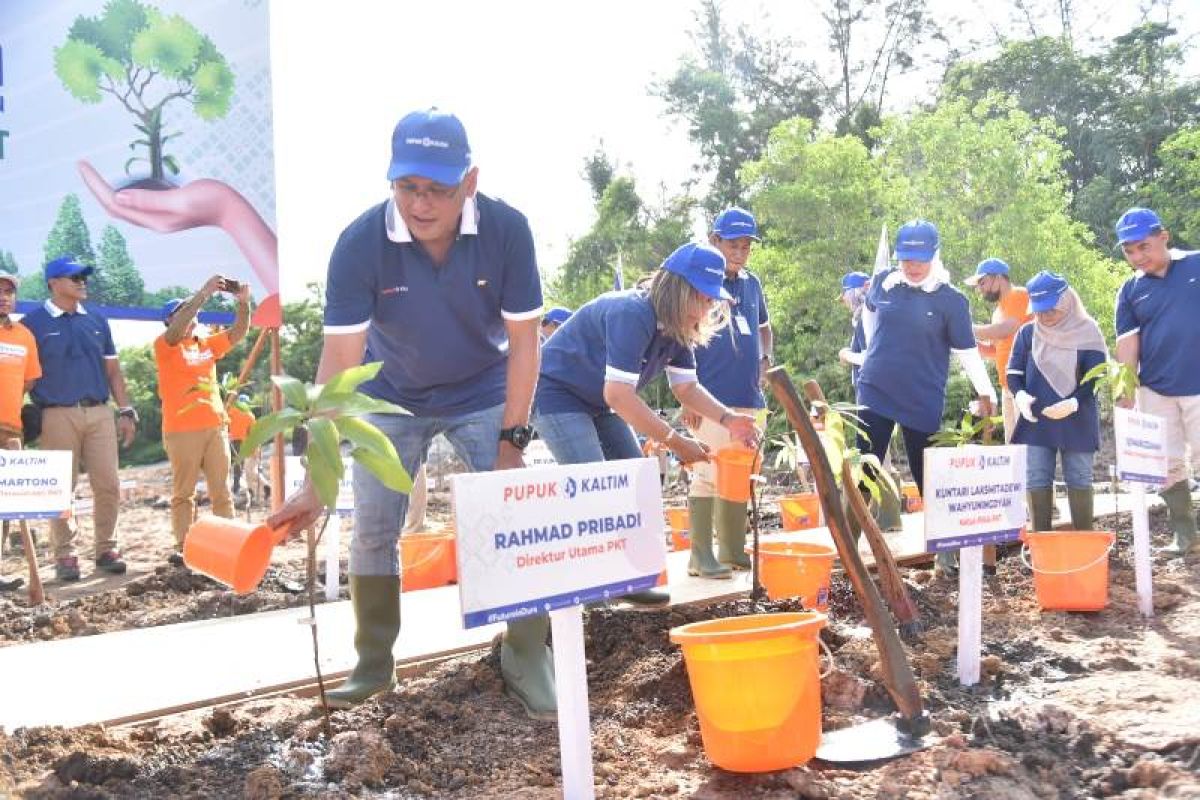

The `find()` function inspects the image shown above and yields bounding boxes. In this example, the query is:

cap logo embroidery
[406,136,450,149]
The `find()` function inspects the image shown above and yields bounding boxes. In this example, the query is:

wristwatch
[118,406,139,423]
[499,424,534,450]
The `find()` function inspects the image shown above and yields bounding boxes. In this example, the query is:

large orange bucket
[665,506,690,532]
[714,446,762,503]
[779,493,820,531]
[748,542,836,610]
[400,531,457,591]
[182,515,291,595]
[1021,530,1115,611]
[670,612,826,772]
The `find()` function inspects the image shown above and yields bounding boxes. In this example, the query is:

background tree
[42,194,95,269]
[54,0,234,185]
[0,251,18,274]
[1150,126,1200,249]
[93,225,144,307]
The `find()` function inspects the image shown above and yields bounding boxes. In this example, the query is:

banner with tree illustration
[0,0,280,326]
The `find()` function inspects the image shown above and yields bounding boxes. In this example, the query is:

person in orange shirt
[226,394,257,500]
[155,275,251,564]
[0,273,41,591]
[966,258,1032,442]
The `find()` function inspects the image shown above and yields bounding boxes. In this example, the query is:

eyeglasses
[394,181,460,203]
[67,275,88,284]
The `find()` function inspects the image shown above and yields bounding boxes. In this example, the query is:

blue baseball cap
[1026,271,1070,312]
[162,298,185,322]
[964,257,1011,286]
[543,307,572,325]
[894,220,939,262]
[712,207,760,241]
[387,108,472,185]
[840,272,870,292]
[1115,207,1163,245]
[662,243,733,301]
[44,256,94,280]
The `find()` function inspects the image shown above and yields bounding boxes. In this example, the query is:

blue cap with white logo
[543,307,573,325]
[662,243,733,301]
[964,257,1011,286]
[387,108,472,185]
[712,207,760,241]
[162,298,185,323]
[44,255,94,280]
[1115,207,1162,245]
[894,219,939,262]
[1026,271,1070,312]
[840,272,869,292]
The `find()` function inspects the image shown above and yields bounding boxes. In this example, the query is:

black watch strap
[499,424,534,450]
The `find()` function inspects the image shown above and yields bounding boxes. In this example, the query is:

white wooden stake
[550,605,595,800]
[957,545,983,686]
[1130,484,1154,618]
[324,513,341,602]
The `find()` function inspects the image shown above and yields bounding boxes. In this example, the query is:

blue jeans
[532,409,642,466]
[351,403,504,575]
[1026,446,1094,490]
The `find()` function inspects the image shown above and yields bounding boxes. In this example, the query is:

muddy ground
[1,475,1198,799]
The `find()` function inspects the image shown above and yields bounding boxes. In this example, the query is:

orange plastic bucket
[901,483,923,512]
[1021,530,1115,611]
[670,528,691,551]
[748,542,836,610]
[779,493,820,531]
[714,446,762,503]
[665,506,690,532]
[400,531,457,591]
[670,612,826,772]
[182,515,291,595]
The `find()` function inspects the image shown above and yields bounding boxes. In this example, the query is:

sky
[3,0,1193,346]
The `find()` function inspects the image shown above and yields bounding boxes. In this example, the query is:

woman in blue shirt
[1007,271,1108,532]
[535,242,760,606]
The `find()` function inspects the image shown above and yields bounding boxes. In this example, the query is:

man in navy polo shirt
[1114,207,1200,555]
[268,109,549,714]
[683,208,772,577]
[21,256,138,581]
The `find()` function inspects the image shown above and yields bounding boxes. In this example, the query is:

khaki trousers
[1001,388,1016,443]
[40,406,120,559]
[164,427,234,546]
[1137,387,1200,487]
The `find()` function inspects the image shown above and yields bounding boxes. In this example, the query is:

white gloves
[1015,390,1037,423]
[1041,398,1079,420]
[839,348,866,367]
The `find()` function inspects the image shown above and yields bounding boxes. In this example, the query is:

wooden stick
[236,326,271,388]
[4,437,45,605]
[766,369,925,725]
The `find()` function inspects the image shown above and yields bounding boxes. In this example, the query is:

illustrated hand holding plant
[239,361,411,732]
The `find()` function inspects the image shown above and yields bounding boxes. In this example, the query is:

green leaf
[319,362,383,401]
[308,450,341,508]
[314,392,410,417]
[335,415,398,460]
[162,154,179,174]
[307,417,345,484]
[351,446,412,494]
[239,408,304,460]
[271,374,310,412]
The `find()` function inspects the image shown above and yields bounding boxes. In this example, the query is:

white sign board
[0,450,72,520]
[452,458,665,629]
[924,445,1026,552]
[523,439,557,467]
[1114,407,1167,487]
[284,455,354,513]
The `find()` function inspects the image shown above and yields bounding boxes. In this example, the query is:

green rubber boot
[715,499,752,570]
[873,481,904,532]
[1066,486,1094,531]
[1160,480,1198,556]
[1027,488,1055,532]
[326,574,400,709]
[500,614,556,719]
[687,496,731,579]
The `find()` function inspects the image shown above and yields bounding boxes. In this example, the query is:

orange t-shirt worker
[0,275,41,436]
[155,331,233,433]
[227,402,255,442]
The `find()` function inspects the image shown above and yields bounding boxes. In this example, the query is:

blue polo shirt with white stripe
[21,300,117,406]
[1006,323,1105,451]
[536,290,697,415]
[324,193,543,416]
[857,269,977,432]
[694,270,770,408]
[1114,250,1200,396]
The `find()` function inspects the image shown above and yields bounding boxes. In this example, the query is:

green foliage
[93,225,144,306]
[117,343,165,465]
[1080,360,1139,406]
[239,364,412,510]
[54,0,234,181]
[929,411,1004,448]
[43,194,95,270]
[0,251,19,274]
[1151,126,1200,249]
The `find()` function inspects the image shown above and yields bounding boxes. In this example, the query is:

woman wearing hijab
[1006,271,1108,531]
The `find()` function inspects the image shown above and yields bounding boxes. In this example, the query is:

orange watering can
[183,515,294,594]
